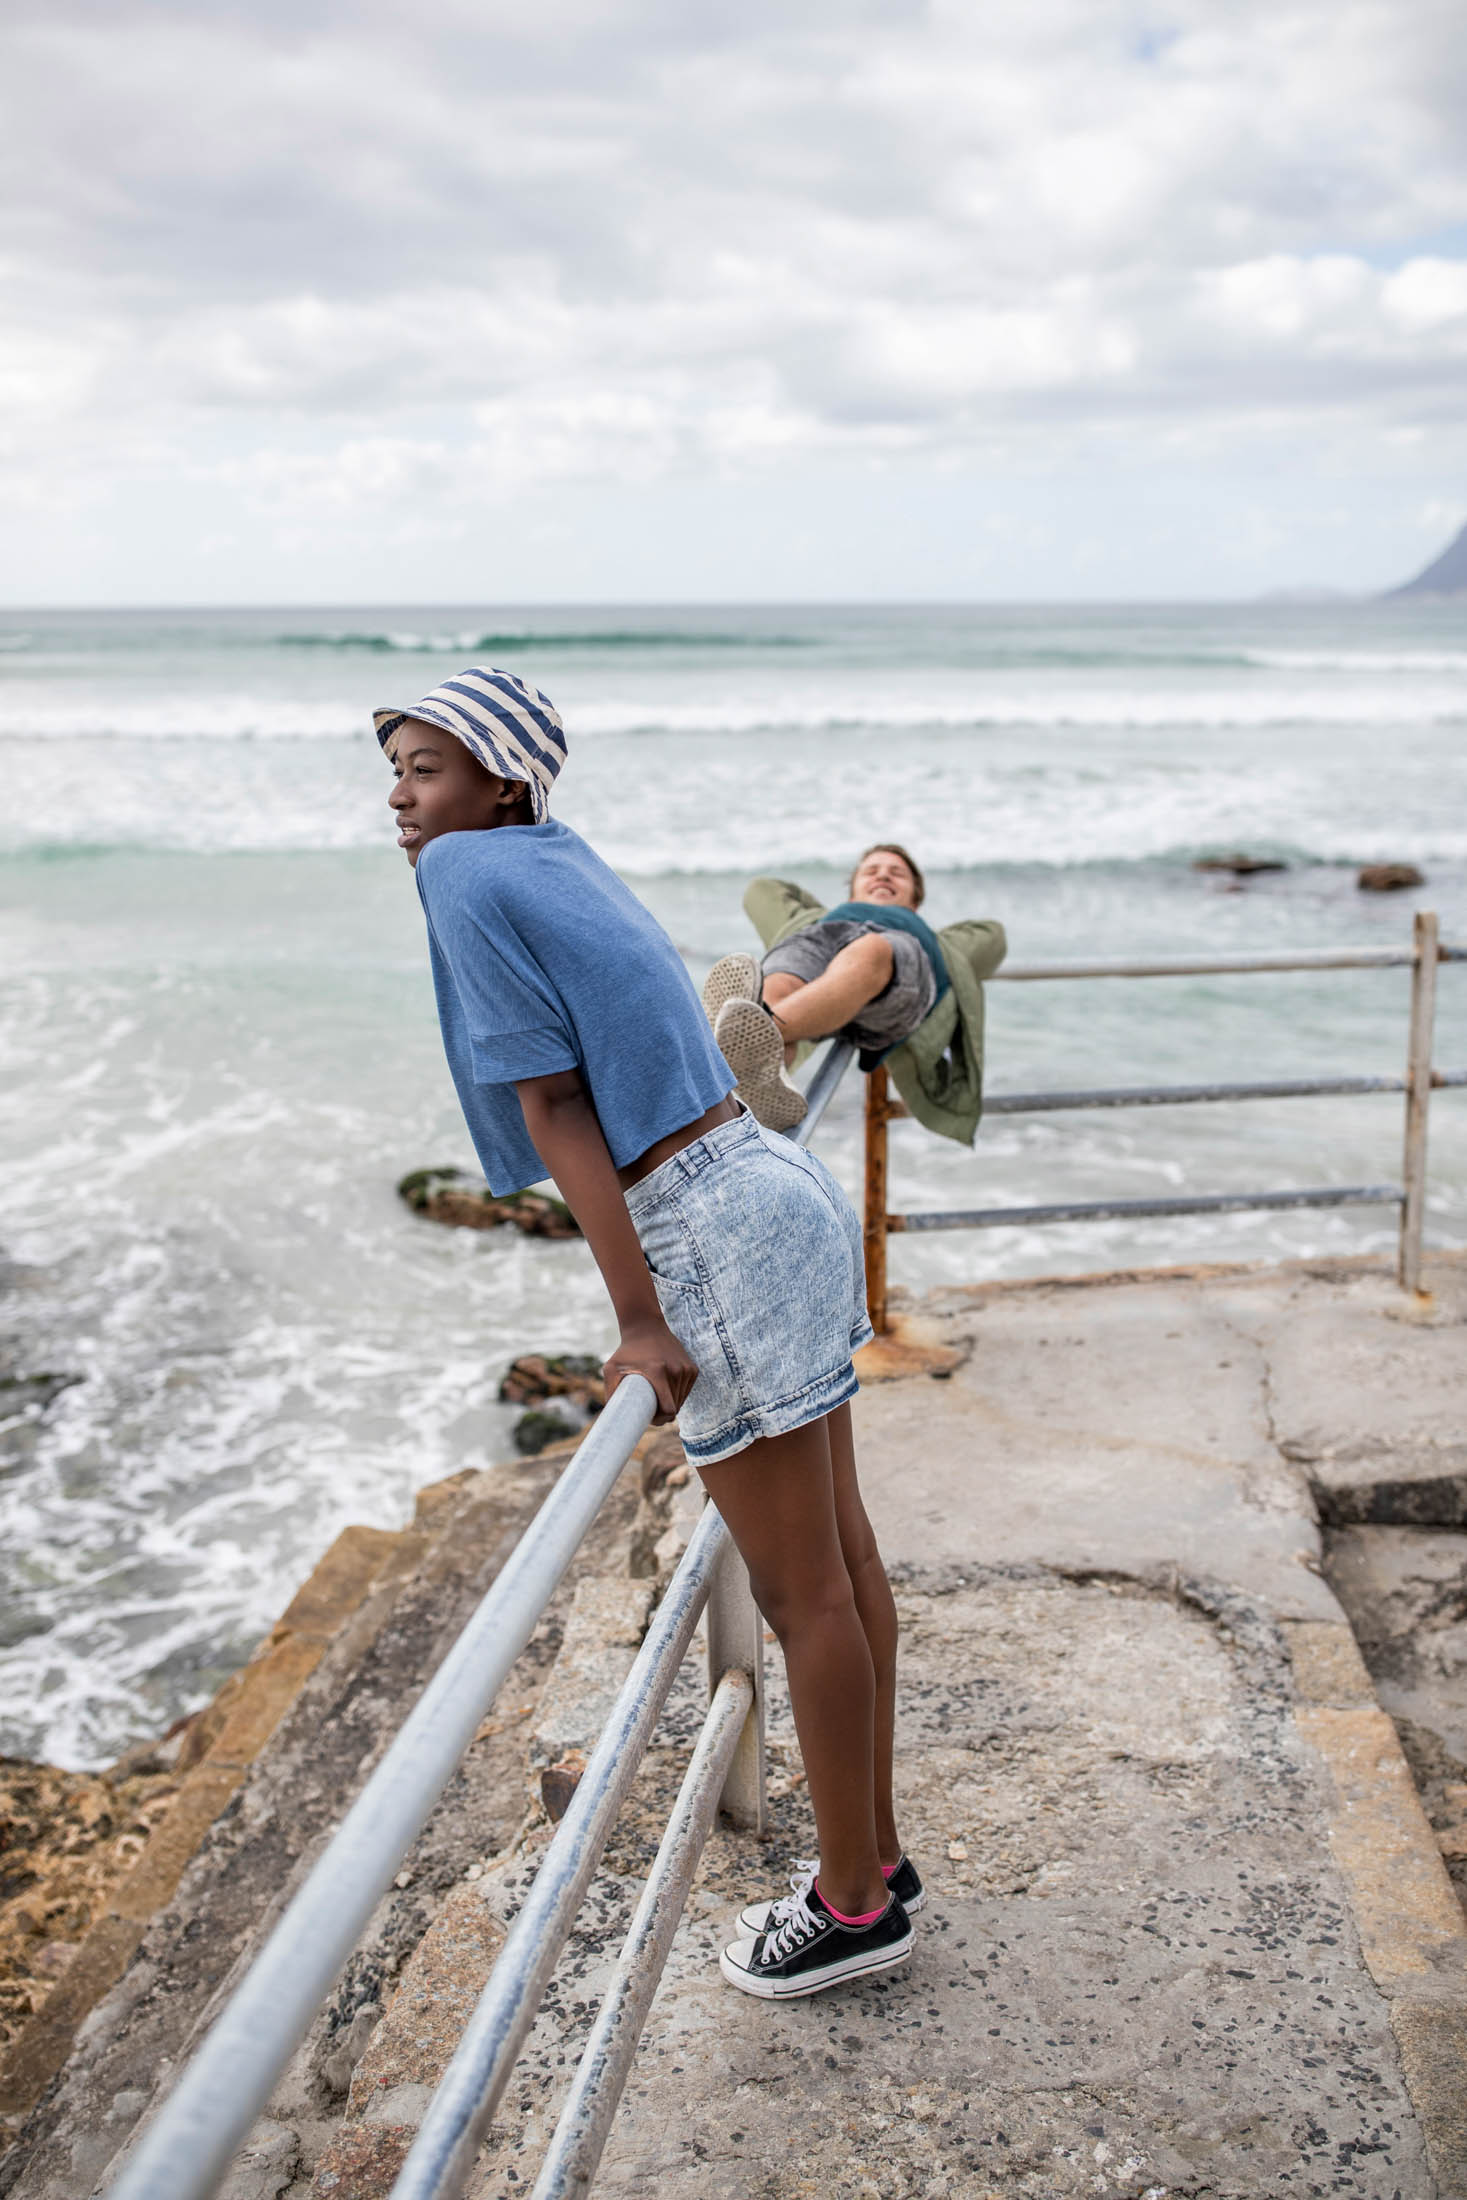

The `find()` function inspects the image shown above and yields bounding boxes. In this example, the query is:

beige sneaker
[701,952,762,1028]
[714,997,807,1132]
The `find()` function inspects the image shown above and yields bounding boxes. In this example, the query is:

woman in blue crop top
[380,667,921,2003]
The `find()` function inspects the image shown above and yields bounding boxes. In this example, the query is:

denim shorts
[624,1107,874,1465]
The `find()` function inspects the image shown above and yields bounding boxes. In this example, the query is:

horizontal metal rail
[984,1073,1406,1115]
[531,1667,754,2200]
[863,918,1464,1325]
[888,1183,1403,1233]
[894,1069,1467,1119]
[993,942,1466,981]
[391,1502,734,2199]
[107,1372,661,2200]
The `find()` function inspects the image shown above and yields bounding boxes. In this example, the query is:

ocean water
[2,601,1464,1766]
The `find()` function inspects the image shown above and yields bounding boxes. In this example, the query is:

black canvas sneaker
[720,1884,913,1999]
[738,1853,926,1935]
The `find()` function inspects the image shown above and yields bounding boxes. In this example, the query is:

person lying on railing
[703,842,1007,1135]
[378,665,921,2002]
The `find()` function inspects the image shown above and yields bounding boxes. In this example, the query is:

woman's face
[387,720,528,864]
[850,848,919,909]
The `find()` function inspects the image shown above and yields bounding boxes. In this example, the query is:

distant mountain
[1387,520,1467,596]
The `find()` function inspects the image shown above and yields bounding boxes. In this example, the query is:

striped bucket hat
[374,667,567,824]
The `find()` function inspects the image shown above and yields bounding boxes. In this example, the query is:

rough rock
[498,1354,606,1411]
[1192,851,1289,875]
[396,1167,580,1236]
[310,2121,415,2198]
[501,1355,608,1455]
[216,2119,299,2200]
[0,1758,180,2058]
[528,1577,655,1768]
[1358,863,1425,891]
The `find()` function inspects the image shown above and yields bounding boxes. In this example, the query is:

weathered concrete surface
[572,1255,1467,2200]
[1323,1526,1467,1932]
[7,1255,1467,2200]
[1303,1258,1467,1946]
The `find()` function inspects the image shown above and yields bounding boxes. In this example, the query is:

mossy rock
[513,1405,584,1456]
[396,1167,580,1238]
[0,1371,82,1413]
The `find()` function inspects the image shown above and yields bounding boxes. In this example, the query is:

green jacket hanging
[741,877,1007,1147]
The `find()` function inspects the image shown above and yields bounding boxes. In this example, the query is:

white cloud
[0,0,1464,595]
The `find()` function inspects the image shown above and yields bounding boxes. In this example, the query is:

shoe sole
[738,1885,926,1934]
[701,952,761,1028]
[713,998,807,1133]
[719,1934,914,2000]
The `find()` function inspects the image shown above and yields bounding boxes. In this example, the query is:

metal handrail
[106,1373,660,2200]
[889,1184,1403,1233]
[993,942,1467,980]
[389,1501,737,2199]
[530,1667,753,2197]
[388,1044,854,2200]
[108,1038,854,2200]
[862,914,1464,1326]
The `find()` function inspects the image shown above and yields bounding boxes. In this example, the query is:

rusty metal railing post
[1399,909,1440,1294]
[863,1063,890,1334]
[704,1525,765,1832]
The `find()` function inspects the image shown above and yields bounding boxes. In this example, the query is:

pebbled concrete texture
[573,1575,1440,2200]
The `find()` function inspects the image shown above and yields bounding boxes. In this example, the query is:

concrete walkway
[578,1255,1467,2200]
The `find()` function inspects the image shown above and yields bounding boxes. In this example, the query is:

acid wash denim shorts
[624,1107,873,1466]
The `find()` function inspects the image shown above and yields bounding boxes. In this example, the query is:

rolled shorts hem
[679,1333,872,1465]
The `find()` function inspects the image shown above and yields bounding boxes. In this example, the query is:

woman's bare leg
[763,933,894,1064]
[825,1401,902,1867]
[697,1411,888,1919]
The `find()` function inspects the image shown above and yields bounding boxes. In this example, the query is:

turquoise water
[3,601,1464,1764]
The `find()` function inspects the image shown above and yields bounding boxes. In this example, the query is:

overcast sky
[2,0,1465,603]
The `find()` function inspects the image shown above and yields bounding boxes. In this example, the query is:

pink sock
[881,1859,901,1880]
[814,1878,887,1928]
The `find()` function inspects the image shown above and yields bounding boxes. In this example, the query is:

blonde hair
[850,842,925,908]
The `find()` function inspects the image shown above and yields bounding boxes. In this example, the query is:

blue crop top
[415,822,735,1195]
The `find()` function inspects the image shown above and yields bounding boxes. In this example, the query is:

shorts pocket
[631,1196,708,1297]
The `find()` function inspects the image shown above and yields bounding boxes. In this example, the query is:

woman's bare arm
[515,1067,697,1423]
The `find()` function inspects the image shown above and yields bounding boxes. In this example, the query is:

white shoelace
[762,1858,819,1931]
[762,1894,823,1963]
